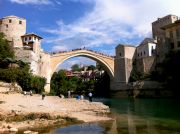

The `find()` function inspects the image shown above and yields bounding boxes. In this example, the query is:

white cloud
[9,0,52,5]
[41,0,180,53]
[52,45,68,52]
[58,57,96,70]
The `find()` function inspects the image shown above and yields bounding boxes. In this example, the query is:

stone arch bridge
[43,49,115,92]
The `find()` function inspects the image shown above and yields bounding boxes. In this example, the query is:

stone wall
[39,52,51,93]
[113,44,136,90]
[136,56,155,74]
[113,58,134,90]
[14,48,40,75]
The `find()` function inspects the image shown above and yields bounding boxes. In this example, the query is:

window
[6,24,8,28]
[29,37,31,40]
[144,51,146,55]
[138,54,139,57]
[19,20,22,24]
[9,19,12,23]
[25,37,27,41]
[177,41,180,47]
[34,37,36,40]
[141,52,142,56]
[176,28,180,36]
[0,20,2,25]
[119,53,121,56]
[170,31,173,38]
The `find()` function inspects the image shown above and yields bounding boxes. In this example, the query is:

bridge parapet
[50,49,115,59]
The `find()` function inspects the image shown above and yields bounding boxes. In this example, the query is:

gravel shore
[0,93,111,133]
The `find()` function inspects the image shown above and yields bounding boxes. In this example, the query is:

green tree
[0,33,14,59]
[87,65,96,71]
[71,64,81,71]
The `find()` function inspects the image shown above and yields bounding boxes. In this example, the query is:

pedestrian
[42,92,45,100]
[23,91,27,96]
[30,90,32,96]
[68,90,71,98]
[88,92,93,102]
[80,94,84,100]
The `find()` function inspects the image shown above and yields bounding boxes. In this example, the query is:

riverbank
[0,93,111,133]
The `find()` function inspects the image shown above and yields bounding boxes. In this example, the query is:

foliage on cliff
[150,50,180,95]
[0,33,14,59]
[129,59,146,82]
[0,32,46,93]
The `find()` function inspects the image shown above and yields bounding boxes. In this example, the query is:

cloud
[58,57,95,70]
[9,0,53,5]
[52,45,68,52]
[41,0,180,53]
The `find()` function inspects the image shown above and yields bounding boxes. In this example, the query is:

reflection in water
[37,98,180,134]
[106,119,118,134]
[108,98,180,134]
[55,123,104,134]
[127,114,136,134]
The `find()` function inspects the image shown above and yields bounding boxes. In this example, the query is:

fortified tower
[113,44,136,90]
[0,15,26,47]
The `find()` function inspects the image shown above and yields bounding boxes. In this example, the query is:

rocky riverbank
[0,93,111,133]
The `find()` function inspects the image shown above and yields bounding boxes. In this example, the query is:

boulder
[9,127,18,132]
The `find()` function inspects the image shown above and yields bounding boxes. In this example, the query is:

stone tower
[152,15,178,62]
[113,44,136,90]
[0,15,26,47]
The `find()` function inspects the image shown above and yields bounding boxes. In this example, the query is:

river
[36,98,180,134]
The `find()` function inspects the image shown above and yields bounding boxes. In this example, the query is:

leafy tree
[94,71,110,97]
[0,33,14,59]
[87,65,96,71]
[129,59,145,82]
[71,64,81,71]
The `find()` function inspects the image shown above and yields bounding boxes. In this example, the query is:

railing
[50,48,115,58]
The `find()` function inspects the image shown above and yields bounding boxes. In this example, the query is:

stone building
[0,15,50,77]
[21,33,43,55]
[135,38,156,74]
[152,15,178,62]
[136,38,156,59]
[152,14,178,40]
[0,15,26,48]
[161,20,180,51]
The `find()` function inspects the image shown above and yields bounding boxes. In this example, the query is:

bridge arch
[50,50,114,79]
[43,49,115,93]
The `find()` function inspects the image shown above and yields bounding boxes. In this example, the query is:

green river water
[34,98,180,134]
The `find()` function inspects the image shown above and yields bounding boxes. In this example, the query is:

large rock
[0,82,22,93]
[9,127,18,132]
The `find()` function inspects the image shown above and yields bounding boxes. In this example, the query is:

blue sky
[0,0,180,70]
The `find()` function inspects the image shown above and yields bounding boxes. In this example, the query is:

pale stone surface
[9,127,18,132]
[0,82,22,93]
[0,93,111,131]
